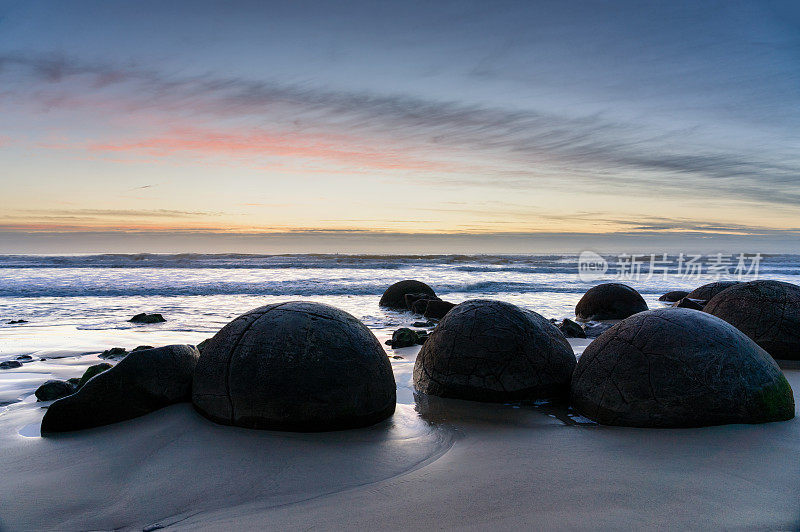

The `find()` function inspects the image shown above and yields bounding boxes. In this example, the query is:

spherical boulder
[192,302,396,431]
[575,283,648,320]
[571,308,794,427]
[379,280,436,310]
[686,281,740,303]
[413,300,576,402]
[704,280,800,361]
[41,345,199,433]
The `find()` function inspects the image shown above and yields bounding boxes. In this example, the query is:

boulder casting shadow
[379,280,436,310]
[413,299,576,402]
[570,308,794,427]
[41,345,199,434]
[192,302,396,431]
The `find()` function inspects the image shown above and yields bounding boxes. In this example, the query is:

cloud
[1,52,799,207]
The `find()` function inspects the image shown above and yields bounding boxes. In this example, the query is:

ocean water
[1,253,799,360]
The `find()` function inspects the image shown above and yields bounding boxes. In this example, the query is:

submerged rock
[77,363,112,389]
[658,290,689,302]
[686,281,740,303]
[16,354,33,361]
[575,283,648,320]
[0,361,22,369]
[414,300,576,402]
[704,280,800,361]
[129,313,166,324]
[571,308,794,427]
[35,380,76,401]
[41,345,199,433]
[192,302,396,431]
[7,319,28,324]
[558,318,586,338]
[379,280,436,310]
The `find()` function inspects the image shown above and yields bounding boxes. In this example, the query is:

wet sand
[0,339,797,530]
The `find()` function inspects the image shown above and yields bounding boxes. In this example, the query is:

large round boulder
[575,283,648,320]
[41,345,199,433]
[571,308,794,427]
[704,280,800,361]
[686,280,740,303]
[379,280,436,310]
[192,302,396,431]
[413,300,576,402]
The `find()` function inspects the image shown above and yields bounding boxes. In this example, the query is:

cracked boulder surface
[704,280,800,361]
[41,345,199,433]
[413,300,576,402]
[192,302,396,431]
[571,308,794,427]
[379,280,436,310]
[686,281,741,303]
[575,283,648,320]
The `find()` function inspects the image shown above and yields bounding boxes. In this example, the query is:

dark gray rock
[192,302,396,431]
[16,354,33,361]
[575,283,648,320]
[132,345,154,352]
[195,338,212,353]
[559,318,586,338]
[410,298,432,314]
[66,377,81,388]
[7,319,27,324]
[704,280,800,361]
[0,361,22,369]
[423,300,456,320]
[659,290,689,302]
[129,313,166,324]
[99,347,127,359]
[405,292,441,312]
[412,321,435,328]
[379,280,436,310]
[390,328,419,348]
[77,363,112,389]
[571,308,794,427]
[673,297,704,310]
[686,281,741,303]
[413,300,576,402]
[41,345,199,433]
[35,380,76,401]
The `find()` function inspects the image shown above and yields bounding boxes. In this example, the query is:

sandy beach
[1,336,797,531]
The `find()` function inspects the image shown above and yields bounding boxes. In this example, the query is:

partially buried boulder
[0,360,22,370]
[192,302,396,431]
[35,380,76,401]
[379,280,436,310]
[575,283,648,321]
[413,300,576,402]
[405,292,440,311]
[686,281,740,303]
[659,290,689,302]
[571,308,794,427]
[704,280,800,361]
[129,312,166,324]
[41,345,199,433]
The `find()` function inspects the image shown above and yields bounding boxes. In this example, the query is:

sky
[0,0,798,253]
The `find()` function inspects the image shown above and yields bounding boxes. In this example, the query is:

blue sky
[0,0,798,252]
